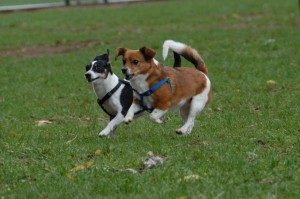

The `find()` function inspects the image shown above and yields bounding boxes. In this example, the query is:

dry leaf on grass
[70,160,94,172]
[70,165,85,172]
[94,149,102,156]
[36,120,52,126]
[84,160,94,167]
[183,175,200,181]
[178,174,201,182]
[267,80,277,85]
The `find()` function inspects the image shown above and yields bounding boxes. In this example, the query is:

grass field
[0,0,300,198]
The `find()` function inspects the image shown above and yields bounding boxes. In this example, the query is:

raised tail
[162,40,208,75]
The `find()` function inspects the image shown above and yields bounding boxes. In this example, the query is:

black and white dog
[85,48,181,137]
[85,50,133,137]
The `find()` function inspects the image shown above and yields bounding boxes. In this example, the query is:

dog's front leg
[150,109,168,124]
[99,113,124,137]
[124,103,142,124]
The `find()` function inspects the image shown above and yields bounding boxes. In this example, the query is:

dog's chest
[92,78,122,115]
[131,75,154,108]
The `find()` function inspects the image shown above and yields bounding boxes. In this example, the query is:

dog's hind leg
[99,113,124,137]
[176,77,211,135]
[176,93,208,135]
[179,101,191,124]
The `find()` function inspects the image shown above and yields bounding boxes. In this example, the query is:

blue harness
[134,78,172,113]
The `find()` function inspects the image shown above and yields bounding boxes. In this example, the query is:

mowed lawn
[0,0,299,198]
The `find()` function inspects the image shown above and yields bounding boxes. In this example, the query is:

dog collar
[134,78,172,113]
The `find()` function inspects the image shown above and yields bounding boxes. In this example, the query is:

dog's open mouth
[87,76,100,82]
[125,74,134,80]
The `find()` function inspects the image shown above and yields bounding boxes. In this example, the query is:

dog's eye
[86,64,91,71]
[122,59,126,65]
[94,64,105,73]
[98,68,105,73]
[132,60,139,65]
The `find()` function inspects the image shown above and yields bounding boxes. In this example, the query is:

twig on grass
[104,155,165,174]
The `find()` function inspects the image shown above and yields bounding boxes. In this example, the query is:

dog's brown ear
[115,48,127,60]
[139,46,156,61]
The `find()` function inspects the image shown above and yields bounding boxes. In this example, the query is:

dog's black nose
[85,73,91,80]
[121,67,127,74]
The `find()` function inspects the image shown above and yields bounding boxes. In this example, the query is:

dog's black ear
[139,46,156,61]
[94,50,109,61]
[105,49,110,62]
[115,48,127,60]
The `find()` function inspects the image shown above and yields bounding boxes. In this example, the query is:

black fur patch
[120,80,133,116]
[93,53,113,75]
[173,52,181,67]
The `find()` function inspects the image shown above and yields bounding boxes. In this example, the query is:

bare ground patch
[0,40,103,57]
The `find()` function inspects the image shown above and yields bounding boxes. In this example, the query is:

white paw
[176,128,184,135]
[99,129,111,137]
[124,117,133,124]
[149,109,167,124]
[176,127,192,135]
[153,118,164,124]
[150,114,164,124]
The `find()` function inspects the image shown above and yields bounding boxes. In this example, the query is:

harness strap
[134,78,172,113]
[97,100,115,118]
[98,80,122,105]
[141,78,172,97]
[97,80,123,117]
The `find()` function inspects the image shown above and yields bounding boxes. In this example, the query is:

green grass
[0,0,300,198]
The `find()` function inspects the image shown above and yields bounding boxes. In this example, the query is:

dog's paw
[124,117,133,124]
[150,115,164,124]
[176,123,194,135]
[176,128,191,135]
[153,118,164,124]
[150,109,167,124]
[176,129,184,135]
[99,129,111,138]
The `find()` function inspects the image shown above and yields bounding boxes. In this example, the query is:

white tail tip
[162,40,187,60]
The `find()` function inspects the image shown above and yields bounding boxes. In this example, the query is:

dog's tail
[162,40,208,75]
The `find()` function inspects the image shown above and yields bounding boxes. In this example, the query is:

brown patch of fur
[117,47,211,111]
[181,47,208,75]
[115,47,127,59]
[139,46,156,60]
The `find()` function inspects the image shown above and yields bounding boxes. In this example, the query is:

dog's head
[85,49,112,82]
[115,46,156,80]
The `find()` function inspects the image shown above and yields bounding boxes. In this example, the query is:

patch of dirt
[0,40,103,57]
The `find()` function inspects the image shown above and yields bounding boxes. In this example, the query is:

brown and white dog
[115,40,212,135]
